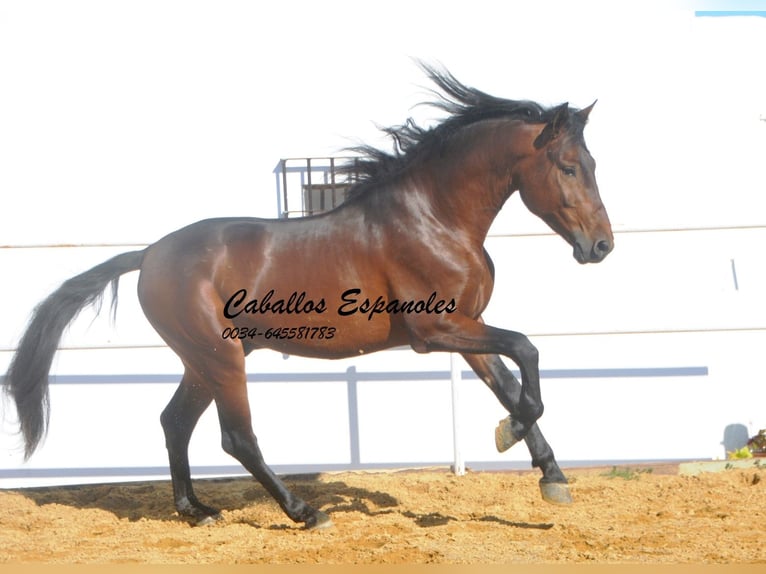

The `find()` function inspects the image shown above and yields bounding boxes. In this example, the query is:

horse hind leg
[160,371,221,525]
[214,385,333,530]
[146,277,330,529]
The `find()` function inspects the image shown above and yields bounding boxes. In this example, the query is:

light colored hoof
[495,416,519,453]
[195,514,221,527]
[540,482,573,505]
[305,510,333,530]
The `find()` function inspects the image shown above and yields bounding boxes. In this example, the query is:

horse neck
[409,119,539,245]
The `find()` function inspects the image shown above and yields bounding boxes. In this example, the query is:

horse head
[516,101,613,263]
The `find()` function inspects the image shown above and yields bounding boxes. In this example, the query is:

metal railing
[276,157,360,217]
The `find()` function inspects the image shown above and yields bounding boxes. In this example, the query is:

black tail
[3,249,145,459]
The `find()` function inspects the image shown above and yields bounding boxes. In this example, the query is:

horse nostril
[594,239,612,258]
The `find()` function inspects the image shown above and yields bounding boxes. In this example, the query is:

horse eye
[562,166,576,177]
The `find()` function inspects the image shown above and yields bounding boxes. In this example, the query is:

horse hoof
[304,510,333,530]
[195,513,222,527]
[540,482,573,505]
[495,416,519,453]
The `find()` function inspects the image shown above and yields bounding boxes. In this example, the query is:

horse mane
[341,62,564,199]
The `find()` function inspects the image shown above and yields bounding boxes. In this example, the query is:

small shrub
[728,446,754,460]
[602,466,653,480]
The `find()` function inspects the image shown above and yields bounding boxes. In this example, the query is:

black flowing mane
[342,63,565,198]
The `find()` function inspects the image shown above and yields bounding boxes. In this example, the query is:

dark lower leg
[463,353,567,485]
[220,422,330,528]
[166,450,220,520]
[525,424,567,484]
[161,379,218,521]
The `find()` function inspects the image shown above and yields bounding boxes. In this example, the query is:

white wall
[1,2,765,486]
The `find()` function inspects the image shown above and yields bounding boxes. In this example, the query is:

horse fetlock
[176,497,222,525]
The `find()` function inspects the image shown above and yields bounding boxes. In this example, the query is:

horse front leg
[461,352,572,505]
[411,317,544,443]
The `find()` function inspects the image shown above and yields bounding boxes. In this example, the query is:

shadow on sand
[14,473,553,531]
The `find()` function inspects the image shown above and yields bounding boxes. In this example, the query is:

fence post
[346,366,361,467]
[450,353,465,476]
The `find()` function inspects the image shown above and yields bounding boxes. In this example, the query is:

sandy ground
[0,464,764,564]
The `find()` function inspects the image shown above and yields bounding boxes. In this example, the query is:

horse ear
[534,102,569,149]
[576,100,597,122]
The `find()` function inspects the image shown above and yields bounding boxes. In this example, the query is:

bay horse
[3,64,613,530]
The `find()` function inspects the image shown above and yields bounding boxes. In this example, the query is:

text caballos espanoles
[223,288,456,321]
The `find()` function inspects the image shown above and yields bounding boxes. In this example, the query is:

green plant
[728,446,754,460]
[601,466,653,480]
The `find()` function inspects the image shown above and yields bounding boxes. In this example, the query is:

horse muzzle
[573,236,613,264]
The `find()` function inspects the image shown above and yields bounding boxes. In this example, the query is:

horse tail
[3,249,146,459]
